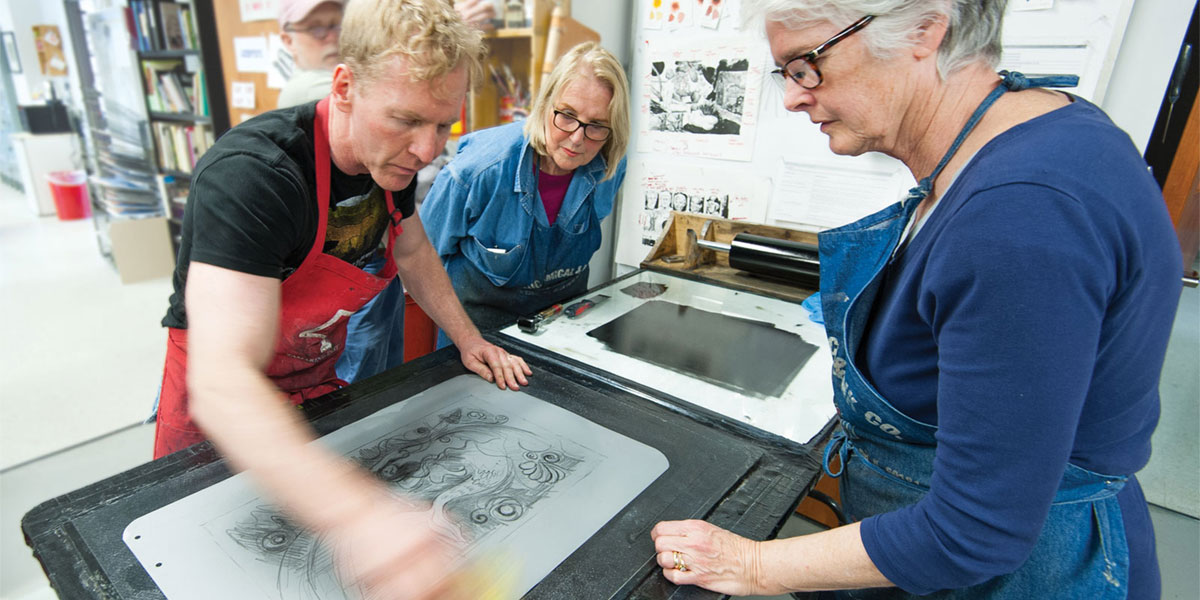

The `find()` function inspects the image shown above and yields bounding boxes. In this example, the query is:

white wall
[574,0,634,285]
[1101,0,1194,153]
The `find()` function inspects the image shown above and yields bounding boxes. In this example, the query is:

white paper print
[1012,0,1054,11]
[233,35,269,73]
[638,38,764,161]
[699,0,724,29]
[665,0,691,30]
[769,160,901,230]
[231,81,257,109]
[644,0,666,30]
[615,160,769,267]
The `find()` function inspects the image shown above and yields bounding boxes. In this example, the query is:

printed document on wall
[616,160,769,267]
[769,160,902,231]
[637,37,764,161]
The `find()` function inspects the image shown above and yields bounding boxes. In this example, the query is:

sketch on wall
[637,38,763,161]
[616,160,769,266]
[124,376,670,600]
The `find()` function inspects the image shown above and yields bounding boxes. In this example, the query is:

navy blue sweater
[856,98,1181,596]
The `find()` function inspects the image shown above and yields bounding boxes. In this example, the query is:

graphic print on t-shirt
[324,185,390,269]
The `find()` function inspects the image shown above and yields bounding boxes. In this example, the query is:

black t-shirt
[162,101,416,328]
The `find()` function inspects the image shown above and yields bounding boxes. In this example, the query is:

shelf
[485,27,533,39]
[139,49,200,59]
[149,112,212,124]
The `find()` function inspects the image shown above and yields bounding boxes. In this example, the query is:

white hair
[742,0,1007,79]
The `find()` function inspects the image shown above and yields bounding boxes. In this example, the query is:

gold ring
[673,551,688,572]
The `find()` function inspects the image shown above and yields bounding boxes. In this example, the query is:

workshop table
[23,333,833,600]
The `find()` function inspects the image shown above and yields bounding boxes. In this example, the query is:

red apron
[154,98,403,458]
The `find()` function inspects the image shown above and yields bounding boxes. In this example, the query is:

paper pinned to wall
[233,36,269,73]
[637,37,764,161]
[768,160,901,231]
[1012,0,1055,11]
[1000,41,1090,81]
[239,0,280,22]
[231,81,256,109]
[698,0,724,29]
[615,159,770,267]
[266,34,289,89]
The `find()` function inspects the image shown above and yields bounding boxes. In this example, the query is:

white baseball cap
[278,0,345,29]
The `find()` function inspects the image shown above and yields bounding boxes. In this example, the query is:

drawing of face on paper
[645,0,665,30]
[699,0,723,29]
[218,406,596,597]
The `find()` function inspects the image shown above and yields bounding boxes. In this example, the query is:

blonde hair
[525,42,629,181]
[340,0,486,88]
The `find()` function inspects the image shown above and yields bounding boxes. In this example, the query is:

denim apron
[818,72,1129,599]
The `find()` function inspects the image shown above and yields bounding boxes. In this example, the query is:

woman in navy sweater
[649,1,1182,598]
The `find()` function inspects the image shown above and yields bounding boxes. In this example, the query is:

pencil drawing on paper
[219,405,589,599]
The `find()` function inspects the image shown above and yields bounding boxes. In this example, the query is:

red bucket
[47,171,90,221]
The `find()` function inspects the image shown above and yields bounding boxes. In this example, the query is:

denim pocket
[470,238,528,285]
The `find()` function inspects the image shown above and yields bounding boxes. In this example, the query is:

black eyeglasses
[552,110,612,142]
[770,15,875,90]
[284,24,341,40]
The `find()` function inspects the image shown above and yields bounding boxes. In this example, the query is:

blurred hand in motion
[331,496,467,600]
[455,0,496,31]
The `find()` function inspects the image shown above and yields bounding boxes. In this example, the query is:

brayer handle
[517,303,564,334]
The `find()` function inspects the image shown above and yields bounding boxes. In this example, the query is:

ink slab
[501,269,835,445]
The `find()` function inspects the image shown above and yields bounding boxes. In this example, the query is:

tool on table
[517,303,564,334]
[565,294,610,319]
[696,233,820,285]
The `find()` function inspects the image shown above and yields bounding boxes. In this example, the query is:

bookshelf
[467,0,598,134]
[64,0,228,261]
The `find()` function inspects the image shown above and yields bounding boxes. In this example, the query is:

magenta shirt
[537,170,574,226]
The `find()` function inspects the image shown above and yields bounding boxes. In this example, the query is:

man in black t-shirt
[156,1,528,597]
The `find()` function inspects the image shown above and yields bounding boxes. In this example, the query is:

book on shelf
[142,59,205,115]
[151,121,214,173]
[158,2,187,50]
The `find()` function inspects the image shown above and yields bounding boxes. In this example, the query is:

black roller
[698,233,820,286]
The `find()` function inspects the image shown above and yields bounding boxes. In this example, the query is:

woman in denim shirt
[421,42,629,339]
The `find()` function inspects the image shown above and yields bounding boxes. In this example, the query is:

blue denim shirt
[420,122,627,290]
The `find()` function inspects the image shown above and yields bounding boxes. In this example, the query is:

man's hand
[454,0,496,31]
[456,335,531,390]
[330,495,468,600]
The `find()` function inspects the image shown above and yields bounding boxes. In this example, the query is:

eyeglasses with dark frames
[552,110,612,142]
[770,15,875,90]
[284,24,342,40]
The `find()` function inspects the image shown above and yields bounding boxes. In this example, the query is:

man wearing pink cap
[276,0,346,107]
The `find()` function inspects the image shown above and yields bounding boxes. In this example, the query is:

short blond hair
[340,0,485,87]
[525,42,629,181]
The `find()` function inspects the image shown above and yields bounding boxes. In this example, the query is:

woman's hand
[651,519,765,596]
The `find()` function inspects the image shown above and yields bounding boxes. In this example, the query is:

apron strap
[905,70,1080,203]
[822,428,851,478]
